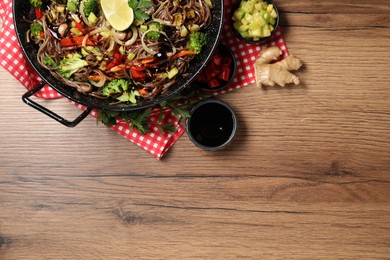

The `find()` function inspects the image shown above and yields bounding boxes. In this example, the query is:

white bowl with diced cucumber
[231,0,279,43]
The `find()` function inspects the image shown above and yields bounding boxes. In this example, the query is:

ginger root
[254,46,302,88]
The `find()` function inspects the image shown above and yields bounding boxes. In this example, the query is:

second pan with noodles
[13,0,224,126]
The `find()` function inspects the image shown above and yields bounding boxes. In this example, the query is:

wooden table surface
[1,0,390,259]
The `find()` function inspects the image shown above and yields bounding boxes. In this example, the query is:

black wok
[13,0,224,127]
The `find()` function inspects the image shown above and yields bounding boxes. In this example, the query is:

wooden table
[1,1,390,259]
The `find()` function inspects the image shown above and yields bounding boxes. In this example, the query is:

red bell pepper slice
[131,61,147,71]
[106,53,123,70]
[74,21,87,35]
[114,53,122,62]
[106,62,116,71]
[131,66,146,81]
[35,8,43,19]
[60,36,95,47]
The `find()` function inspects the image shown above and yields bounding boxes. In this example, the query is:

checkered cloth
[0,0,288,159]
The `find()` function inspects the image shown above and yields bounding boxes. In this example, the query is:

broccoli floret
[116,90,139,103]
[102,79,130,97]
[29,0,43,8]
[83,0,99,17]
[30,21,43,39]
[146,22,163,40]
[43,55,58,67]
[58,54,88,78]
[67,0,79,12]
[188,31,207,54]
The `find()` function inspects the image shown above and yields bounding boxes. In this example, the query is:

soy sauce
[188,102,235,148]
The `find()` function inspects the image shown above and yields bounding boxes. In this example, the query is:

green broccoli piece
[30,21,43,39]
[67,0,79,12]
[57,54,88,78]
[116,90,140,103]
[43,55,58,67]
[29,0,43,8]
[188,31,207,54]
[102,79,131,97]
[83,0,99,17]
[146,22,163,40]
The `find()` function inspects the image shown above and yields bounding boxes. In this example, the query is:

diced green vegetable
[187,23,200,33]
[232,0,278,41]
[168,67,179,79]
[67,0,78,12]
[180,25,189,37]
[100,31,111,38]
[127,53,136,61]
[88,12,98,25]
[70,27,83,36]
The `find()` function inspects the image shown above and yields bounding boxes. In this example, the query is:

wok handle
[22,82,93,127]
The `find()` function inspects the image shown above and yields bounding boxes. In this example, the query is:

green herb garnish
[128,0,154,23]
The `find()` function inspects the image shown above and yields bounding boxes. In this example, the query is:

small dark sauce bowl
[186,99,238,151]
[193,44,237,92]
[230,0,280,44]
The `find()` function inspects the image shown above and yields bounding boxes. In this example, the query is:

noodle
[28,0,213,104]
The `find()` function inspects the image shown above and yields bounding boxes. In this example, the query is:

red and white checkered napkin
[0,0,288,159]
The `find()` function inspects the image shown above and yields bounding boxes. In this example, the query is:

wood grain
[1,1,390,259]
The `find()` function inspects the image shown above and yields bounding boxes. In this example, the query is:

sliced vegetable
[73,20,87,35]
[139,89,149,96]
[131,66,146,81]
[175,50,197,58]
[60,36,95,47]
[140,57,156,64]
[35,8,43,19]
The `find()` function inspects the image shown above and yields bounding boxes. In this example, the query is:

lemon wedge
[101,0,134,31]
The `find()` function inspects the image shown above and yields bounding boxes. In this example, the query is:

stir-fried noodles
[27,0,213,104]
